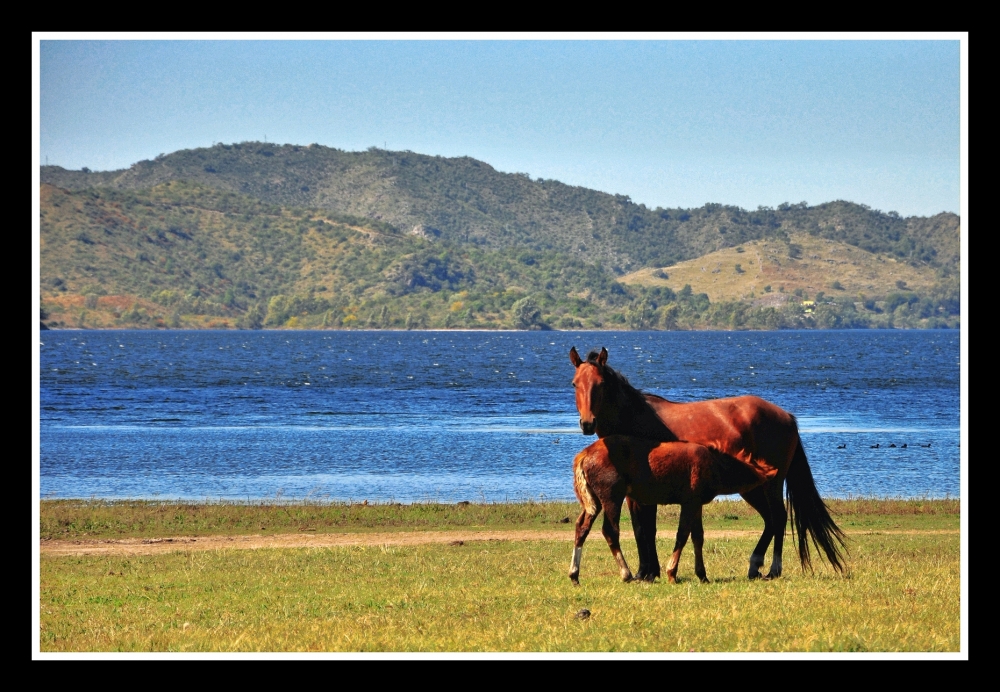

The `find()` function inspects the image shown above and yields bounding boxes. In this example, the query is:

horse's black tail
[786,439,847,573]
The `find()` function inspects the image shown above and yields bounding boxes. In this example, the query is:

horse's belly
[711,453,772,495]
[734,453,779,481]
[627,483,688,506]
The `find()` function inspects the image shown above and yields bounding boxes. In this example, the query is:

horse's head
[570,346,608,435]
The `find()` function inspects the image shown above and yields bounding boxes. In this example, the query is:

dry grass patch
[621,234,939,303]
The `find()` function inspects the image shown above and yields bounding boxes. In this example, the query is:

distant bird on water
[870,443,880,449]
[837,443,846,449]
[920,442,932,448]
[901,443,907,449]
[888,443,897,448]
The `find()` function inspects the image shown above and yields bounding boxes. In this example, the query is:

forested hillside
[39,143,960,331]
[41,143,960,275]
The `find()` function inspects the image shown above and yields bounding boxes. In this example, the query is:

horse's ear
[598,347,608,366]
[569,346,583,368]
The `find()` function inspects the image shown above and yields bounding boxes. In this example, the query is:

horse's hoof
[641,574,657,583]
[748,571,762,580]
[636,566,661,581]
[699,577,710,584]
[570,575,580,586]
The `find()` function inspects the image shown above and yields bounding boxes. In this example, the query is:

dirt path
[39,528,959,557]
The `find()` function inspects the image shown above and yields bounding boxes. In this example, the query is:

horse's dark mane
[586,351,667,436]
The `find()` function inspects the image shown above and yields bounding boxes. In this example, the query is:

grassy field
[38,499,961,652]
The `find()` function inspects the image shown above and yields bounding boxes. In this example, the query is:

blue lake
[38,329,960,502]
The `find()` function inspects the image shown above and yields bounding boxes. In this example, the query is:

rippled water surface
[39,330,960,501]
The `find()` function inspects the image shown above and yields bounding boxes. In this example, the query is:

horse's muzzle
[580,420,596,435]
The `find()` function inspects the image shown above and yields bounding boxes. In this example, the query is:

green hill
[39,143,961,331]
[41,143,960,275]
[39,181,635,330]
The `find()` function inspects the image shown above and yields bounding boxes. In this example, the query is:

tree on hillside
[657,304,680,330]
[626,299,653,329]
[239,302,264,330]
[511,296,544,330]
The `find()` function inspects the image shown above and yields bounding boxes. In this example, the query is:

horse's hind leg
[569,509,599,585]
[628,498,660,582]
[666,503,697,584]
[690,504,709,583]
[601,493,633,582]
[741,485,775,580]
[764,481,788,579]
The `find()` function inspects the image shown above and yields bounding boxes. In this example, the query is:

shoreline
[37,495,960,504]
[39,326,962,333]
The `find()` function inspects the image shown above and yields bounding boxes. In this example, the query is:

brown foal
[569,435,771,585]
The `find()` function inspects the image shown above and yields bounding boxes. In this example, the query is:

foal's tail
[786,439,847,573]
[573,446,602,518]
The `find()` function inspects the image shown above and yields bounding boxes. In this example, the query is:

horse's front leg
[601,495,633,582]
[569,509,599,585]
[627,497,660,582]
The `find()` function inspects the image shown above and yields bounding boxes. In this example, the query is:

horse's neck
[598,388,677,441]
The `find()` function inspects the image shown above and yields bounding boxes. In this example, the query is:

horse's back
[648,393,793,426]
[645,394,799,478]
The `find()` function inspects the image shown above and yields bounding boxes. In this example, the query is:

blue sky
[37,37,962,217]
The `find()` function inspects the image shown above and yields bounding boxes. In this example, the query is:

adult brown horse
[570,346,845,580]
[569,435,770,585]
